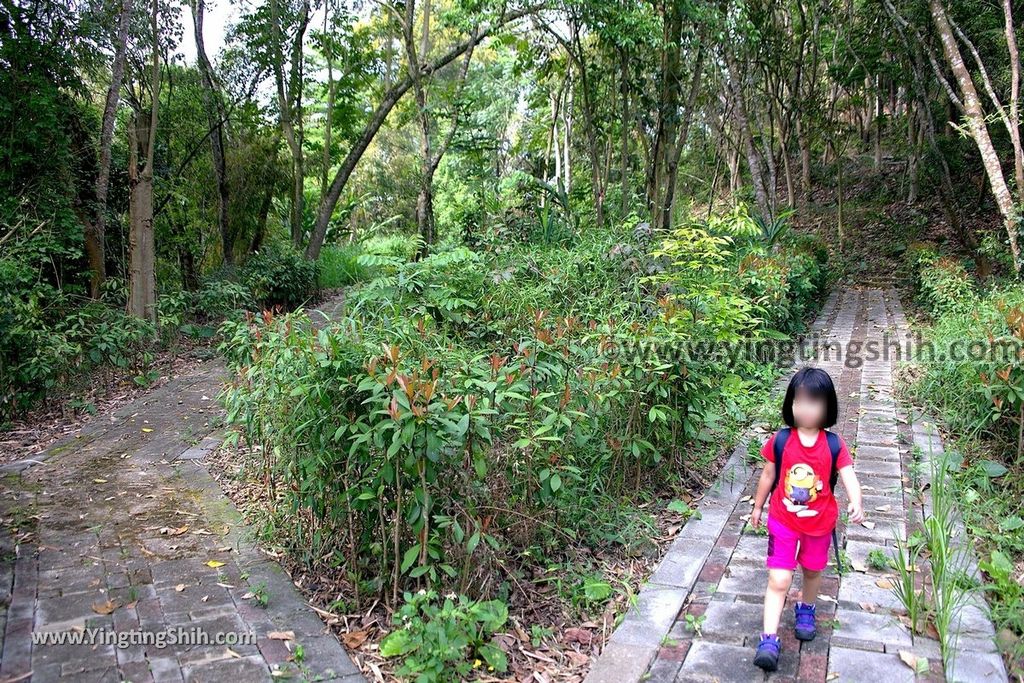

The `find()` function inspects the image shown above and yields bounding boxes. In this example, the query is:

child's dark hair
[782,366,838,428]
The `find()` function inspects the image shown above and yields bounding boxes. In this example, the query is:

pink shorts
[766,515,831,571]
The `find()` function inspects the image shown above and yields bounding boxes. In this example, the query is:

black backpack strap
[825,429,845,574]
[770,427,791,492]
[825,430,841,492]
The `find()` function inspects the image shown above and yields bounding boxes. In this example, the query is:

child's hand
[847,500,865,524]
[751,505,763,530]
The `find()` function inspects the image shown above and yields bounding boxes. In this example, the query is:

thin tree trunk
[91,0,132,298]
[1004,0,1024,194]
[661,49,704,231]
[321,0,336,196]
[272,0,310,248]
[725,51,772,220]
[128,0,160,322]
[191,0,231,264]
[906,104,920,204]
[619,46,630,217]
[931,0,1021,274]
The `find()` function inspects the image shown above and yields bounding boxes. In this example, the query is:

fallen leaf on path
[852,560,869,573]
[91,599,119,615]
[898,650,930,674]
[875,578,894,589]
[268,631,295,641]
[225,648,242,659]
[563,627,593,645]
[205,560,226,568]
[342,630,368,648]
[141,428,153,433]
[175,584,186,592]
[93,478,107,484]
[861,521,876,529]
[859,602,877,613]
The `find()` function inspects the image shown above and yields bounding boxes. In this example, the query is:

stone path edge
[583,438,755,683]
[906,410,1009,682]
[583,291,842,683]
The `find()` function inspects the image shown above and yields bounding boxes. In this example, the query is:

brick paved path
[585,286,1008,683]
[0,297,365,683]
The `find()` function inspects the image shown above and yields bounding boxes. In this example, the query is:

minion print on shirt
[782,463,823,517]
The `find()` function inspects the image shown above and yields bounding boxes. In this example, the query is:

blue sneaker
[795,602,816,641]
[753,632,781,671]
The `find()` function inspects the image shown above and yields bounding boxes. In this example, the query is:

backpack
[769,427,844,574]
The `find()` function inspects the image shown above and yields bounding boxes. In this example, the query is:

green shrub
[0,292,158,420]
[241,246,320,310]
[363,234,417,260]
[217,213,833,609]
[380,591,508,682]
[195,279,255,318]
[319,242,369,287]
[910,245,974,318]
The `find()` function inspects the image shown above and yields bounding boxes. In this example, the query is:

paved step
[0,296,366,683]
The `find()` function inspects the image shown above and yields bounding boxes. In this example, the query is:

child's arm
[751,461,776,529]
[838,464,864,523]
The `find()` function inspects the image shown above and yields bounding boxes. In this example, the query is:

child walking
[750,367,864,672]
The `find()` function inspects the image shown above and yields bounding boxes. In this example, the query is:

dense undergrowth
[216,208,831,678]
[901,243,1024,679]
[0,240,320,425]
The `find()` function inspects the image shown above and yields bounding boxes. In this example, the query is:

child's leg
[795,531,832,604]
[800,568,822,604]
[763,568,794,634]
[763,516,800,634]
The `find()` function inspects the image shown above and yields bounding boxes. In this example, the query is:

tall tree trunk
[191,0,231,264]
[91,0,132,298]
[647,0,684,230]
[619,46,630,218]
[321,0,336,195]
[128,0,160,322]
[725,51,772,220]
[404,0,475,257]
[906,104,920,204]
[661,49,704,232]
[797,116,811,201]
[1004,0,1024,195]
[272,0,310,248]
[931,0,1021,274]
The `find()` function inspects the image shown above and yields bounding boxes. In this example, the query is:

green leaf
[583,577,612,601]
[380,629,413,657]
[667,499,691,514]
[550,473,562,492]
[467,531,481,554]
[999,516,1024,531]
[401,545,420,573]
[477,643,508,672]
[980,460,1008,478]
